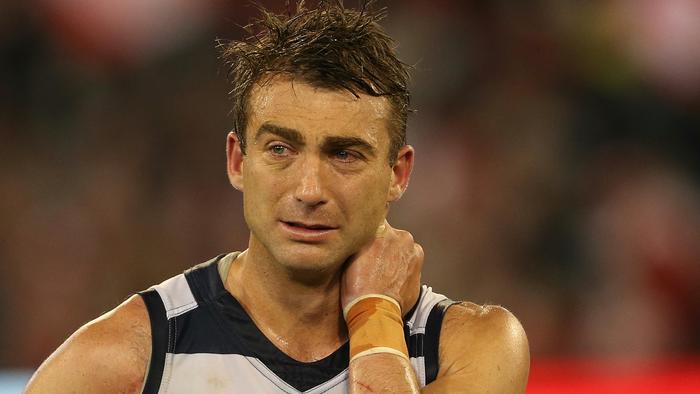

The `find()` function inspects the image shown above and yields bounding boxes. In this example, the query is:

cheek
[242,164,280,213]
[337,173,390,220]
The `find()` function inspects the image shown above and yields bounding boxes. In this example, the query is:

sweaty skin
[341,220,423,314]
[342,221,529,393]
[223,77,410,362]
[24,77,529,393]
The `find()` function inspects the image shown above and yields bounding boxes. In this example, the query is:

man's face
[228,77,411,274]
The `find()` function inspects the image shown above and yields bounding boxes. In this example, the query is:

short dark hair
[220,0,411,164]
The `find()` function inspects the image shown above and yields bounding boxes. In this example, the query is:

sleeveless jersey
[138,253,457,393]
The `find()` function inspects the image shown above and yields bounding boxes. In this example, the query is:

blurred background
[1,0,699,392]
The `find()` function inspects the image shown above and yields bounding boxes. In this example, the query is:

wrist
[345,295,408,362]
[343,293,401,320]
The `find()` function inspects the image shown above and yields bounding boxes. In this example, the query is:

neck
[225,236,348,361]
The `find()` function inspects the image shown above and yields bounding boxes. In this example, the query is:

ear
[226,132,245,191]
[387,145,414,202]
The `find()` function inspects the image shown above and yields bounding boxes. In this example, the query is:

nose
[293,156,328,207]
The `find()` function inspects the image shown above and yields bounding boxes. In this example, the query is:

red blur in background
[528,358,700,393]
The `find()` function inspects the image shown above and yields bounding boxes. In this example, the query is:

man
[25,2,529,393]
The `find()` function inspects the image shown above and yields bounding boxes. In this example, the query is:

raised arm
[341,221,422,393]
[341,221,529,393]
[24,295,151,394]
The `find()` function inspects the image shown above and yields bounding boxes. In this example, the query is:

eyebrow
[254,123,306,146]
[254,122,377,157]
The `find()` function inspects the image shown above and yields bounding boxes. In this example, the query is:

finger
[375,219,389,238]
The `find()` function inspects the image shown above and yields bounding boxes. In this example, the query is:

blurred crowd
[1,0,699,368]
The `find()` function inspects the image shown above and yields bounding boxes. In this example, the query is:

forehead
[246,77,392,145]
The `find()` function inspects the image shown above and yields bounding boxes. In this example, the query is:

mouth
[279,220,339,242]
[283,221,338,230]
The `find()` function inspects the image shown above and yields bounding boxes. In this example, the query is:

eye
[269,144,290,156]
[333,149,358,163]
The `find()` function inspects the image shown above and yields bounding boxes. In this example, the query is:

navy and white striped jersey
[138,253,456,393]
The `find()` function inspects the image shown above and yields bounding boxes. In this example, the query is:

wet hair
[220,0,411,164]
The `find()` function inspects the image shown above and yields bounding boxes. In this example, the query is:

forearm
[344,295,420,393]
[349,353,419,393]
[340,222,425,393]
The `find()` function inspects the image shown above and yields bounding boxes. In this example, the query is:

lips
[283,221,337,230]
[279,220,339,242]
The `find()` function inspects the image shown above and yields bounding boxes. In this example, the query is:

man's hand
[341,220,424,314]
[340,220,424,393]
[340,221,530,394]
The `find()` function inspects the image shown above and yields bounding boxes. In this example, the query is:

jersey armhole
[423,299,457,384]
[138,289,169,394]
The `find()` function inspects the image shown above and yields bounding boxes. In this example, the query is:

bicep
[24,295,151,394]
[421,303,530,394]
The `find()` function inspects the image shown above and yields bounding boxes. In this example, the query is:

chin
[273,243,348,274]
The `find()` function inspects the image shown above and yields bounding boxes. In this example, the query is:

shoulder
[24,294,151,394]
[436,302,530,391]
